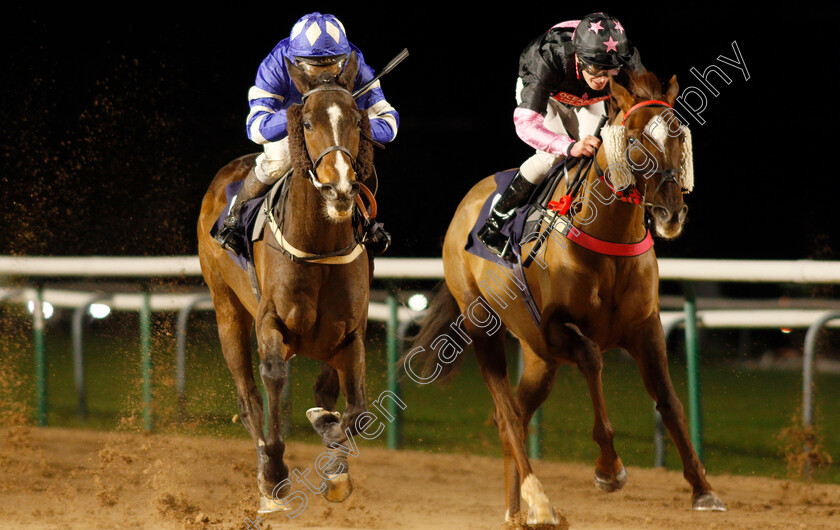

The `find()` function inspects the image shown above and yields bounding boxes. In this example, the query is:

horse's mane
[627,70,663,100]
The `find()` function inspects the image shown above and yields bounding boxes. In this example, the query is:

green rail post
[682,282,703,463]
[517,346,542,459]
[529,408,542,459]
[33,286,47,427]
[386,290,402,449]
[140,290,154,432]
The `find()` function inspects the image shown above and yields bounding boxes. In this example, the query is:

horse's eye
[303,120,312,130]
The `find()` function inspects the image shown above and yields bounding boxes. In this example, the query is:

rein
[265,174,378,265]
[267,83,377,265]
[527,98,684,261]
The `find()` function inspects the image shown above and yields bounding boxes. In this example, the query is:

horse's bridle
[299,84,366,198]
[264,83,380,264]
[618,100,687,207]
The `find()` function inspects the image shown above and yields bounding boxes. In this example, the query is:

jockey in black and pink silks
[215,12,399,257]
[478,13,644,260]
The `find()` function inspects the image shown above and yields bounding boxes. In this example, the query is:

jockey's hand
[570,135,601,158]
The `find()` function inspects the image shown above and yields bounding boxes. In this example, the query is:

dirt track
[1,426,838,529]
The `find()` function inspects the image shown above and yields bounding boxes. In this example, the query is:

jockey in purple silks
[215,12,399,257]
[477,12,644,260]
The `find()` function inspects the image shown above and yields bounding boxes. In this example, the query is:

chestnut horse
[409,72,725,526]
[197,52,375,513]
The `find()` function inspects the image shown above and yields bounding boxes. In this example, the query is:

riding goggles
[295,54,347,67]
[580,62,620,78]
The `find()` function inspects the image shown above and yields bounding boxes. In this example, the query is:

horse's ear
[610,77,635,114]
[337,51,359,92]
[285,55,312,94]
[664,75,679,107]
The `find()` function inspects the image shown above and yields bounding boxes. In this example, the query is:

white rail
[2,255,839,469]
[3,256,840,283]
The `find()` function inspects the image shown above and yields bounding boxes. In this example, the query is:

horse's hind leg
[313,362,340,411]
[306,330,368,503]
[506,343,559,521]
[622,315,725,511]
[468,319,563,527]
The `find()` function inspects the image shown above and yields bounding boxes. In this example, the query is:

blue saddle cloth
[209,180,267,271]
[465,162,566,269]
[465,169,539,269]
[463,163,569,326]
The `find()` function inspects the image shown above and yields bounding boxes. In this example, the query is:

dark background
[0,3,832,261]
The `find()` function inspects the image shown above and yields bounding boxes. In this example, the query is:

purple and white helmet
[287,12,351,62]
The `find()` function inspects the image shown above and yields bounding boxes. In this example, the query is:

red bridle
[621,99,673,125]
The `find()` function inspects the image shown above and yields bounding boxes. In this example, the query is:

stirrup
[215,225,244,256]
[477,214,515,262]
[363,221,391,255]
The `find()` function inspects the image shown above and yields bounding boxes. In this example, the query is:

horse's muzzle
[318,180,360,202]
[651,204,688,239]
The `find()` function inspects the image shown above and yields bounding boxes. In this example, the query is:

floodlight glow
[89,303,111,319]
[407,293,429,311]
[27,300,54,319]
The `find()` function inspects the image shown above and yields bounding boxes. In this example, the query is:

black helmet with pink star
[573,13,632,69]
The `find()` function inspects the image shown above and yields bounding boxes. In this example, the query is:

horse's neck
[565,149,647,243]
[282,176,355,253]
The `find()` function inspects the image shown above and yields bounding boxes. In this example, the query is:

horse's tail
[399,281,466,384]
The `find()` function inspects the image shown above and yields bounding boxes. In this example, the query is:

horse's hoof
[258,494,295,514]
[692,491,726,511]
[594,465,628,493]
[306,407,341,435]
[526,503,565,528]
[322,472,353,503]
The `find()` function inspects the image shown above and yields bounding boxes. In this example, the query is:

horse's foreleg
[254,313,293,512]
[508,344,559,521]
[622,315,725,511]
[470,325,563,527]
[565,323,626,493]
[306,330,368,503]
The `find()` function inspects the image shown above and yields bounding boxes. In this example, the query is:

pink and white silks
[513,107,575,157]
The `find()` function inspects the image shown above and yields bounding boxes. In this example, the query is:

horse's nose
[347,181,360,199]
[652,204,687,225]
[652,206,671,225]
[319,182,339,201]
[319,180,360,201]
[677,204,688,223]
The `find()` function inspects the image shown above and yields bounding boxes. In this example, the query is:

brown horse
[408,71,724,527]
[197,52,376,513]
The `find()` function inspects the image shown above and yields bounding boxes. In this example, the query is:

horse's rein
[300,84,383,191]
[264,84,381,264]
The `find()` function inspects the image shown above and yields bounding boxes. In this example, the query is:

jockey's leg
[215,138,290,256]
[478,99,582,260]
[477,171,538,260]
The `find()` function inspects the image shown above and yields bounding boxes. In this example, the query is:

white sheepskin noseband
[600,123,694,193]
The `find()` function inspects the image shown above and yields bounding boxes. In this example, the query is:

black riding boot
[363,219,391,255]
[214,167,271,256]
[477,170,537,260]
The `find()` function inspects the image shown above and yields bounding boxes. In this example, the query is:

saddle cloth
[209,179,279,271]
[464,160,573,269]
